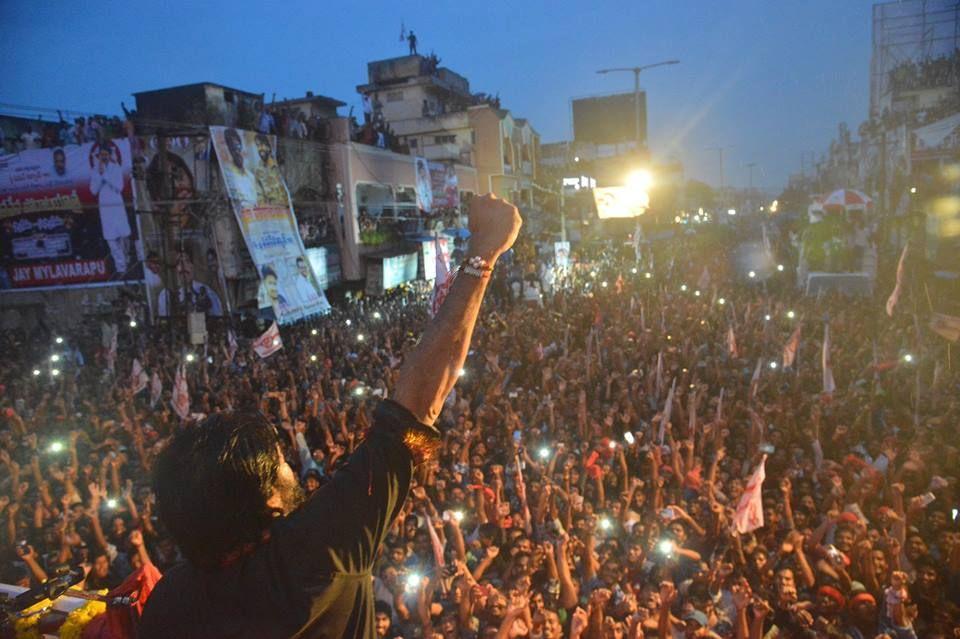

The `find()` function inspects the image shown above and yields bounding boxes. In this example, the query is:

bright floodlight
[48,441,64,454]
[645,272,652,279]
[764,314,772,321]
[453,510,464,522]
[310,354,318,362]
[624,431,635,445]
[357,334,365,342]
[185,353,196,363]
[106,498,118,509]
[574,156,580,163]
[345,319,352,326]
[51,368,60,377]
[538,447,550,460]
[311,328,318,335]
[787,310,796,319]
[658,539,674,555]
[354,386,365,396]
[207,356,214,364]
[727,208,737,216]
[631,267,638,274]
[129,320,137,328]
[769,361,778,369]
[748,271,756,278]
[608,440,617,450]
[32,369,41,376]
[718,297,726,305]
[458,368,466,377]
[405,573,422,590]
[272,337,281,347]
[373,311,382,319]
[902,353,914,363]
[910,186,917,194]
[55,337,63,344]
[694,290,701,297]
[680,284,688,292]
[51,354,60,363]
[601,281,609,288]
[777,264,785,272]
[626,169,653,193]
[599,517,612,531]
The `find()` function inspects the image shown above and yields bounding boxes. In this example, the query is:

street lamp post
[597,60,680,147]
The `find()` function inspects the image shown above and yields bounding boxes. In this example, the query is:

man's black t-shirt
[139,400,436,639]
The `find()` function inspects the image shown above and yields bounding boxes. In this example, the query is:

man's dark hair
[261,265,277,280]
[153,412,281,570]
[224,128,241,147]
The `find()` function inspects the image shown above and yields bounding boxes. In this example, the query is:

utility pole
[596,60,680,147]
[746,162,756,191]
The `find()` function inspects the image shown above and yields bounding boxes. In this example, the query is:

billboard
[0,139,143,291]
[415,157,459,214]
[131,135,229,321]
[572,92,647,146]
[209,126,330,324]
[593,186,649,219]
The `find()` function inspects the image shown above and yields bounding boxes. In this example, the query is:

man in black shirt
[139,194,521,639]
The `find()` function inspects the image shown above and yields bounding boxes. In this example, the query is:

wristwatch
[458,256,493,279]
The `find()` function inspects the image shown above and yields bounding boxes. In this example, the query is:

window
[471,130,477,144]
[224,91,235,104]
[434,134,456,145]
[408,139,418,149]
[386,90,404,102]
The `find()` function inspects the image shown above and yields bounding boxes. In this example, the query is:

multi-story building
[357,54,539,207]
[133,82,263,129]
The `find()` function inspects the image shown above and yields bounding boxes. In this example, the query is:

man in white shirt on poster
[89,145,132,276]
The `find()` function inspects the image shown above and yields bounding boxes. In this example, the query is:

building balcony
[423,142,463,162]
[521,160,533,176]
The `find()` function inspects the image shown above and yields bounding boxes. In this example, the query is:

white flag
[726,326,738,358]
[717,387,725,422]
[252,322,283,359]
[171,364,190,420]
[885,244,908,317]
[227,329,238,363]
[130,359,149,395]
[106,325,118,373]
[150,372,162,408]
[733,456,767,534]
[658,378,676,445]
[655,350,664,397]
[782,324,802,368]
[822,324,836,395]
[697,266,711,291]
[750,358,762,400]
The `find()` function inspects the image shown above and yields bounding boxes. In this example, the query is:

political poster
[554,241,571,268]
[0,138,143,291]
[593,186,649,219]
[131,134,229,321]
[209,126,330,324]
[415,157,459,214]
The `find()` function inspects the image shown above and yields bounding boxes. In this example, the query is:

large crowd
[0,226,957,638]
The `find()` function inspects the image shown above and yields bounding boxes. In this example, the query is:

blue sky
[2,0,874,190]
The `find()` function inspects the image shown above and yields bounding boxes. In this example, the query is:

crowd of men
[0,226,957,638]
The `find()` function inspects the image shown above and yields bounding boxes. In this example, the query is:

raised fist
[467,194,522,263]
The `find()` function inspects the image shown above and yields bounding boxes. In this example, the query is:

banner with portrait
[593,186,649,219]
[0,138,143,291]
[414,157,459,214]
[209,126,330,324]
[131,134,230,322]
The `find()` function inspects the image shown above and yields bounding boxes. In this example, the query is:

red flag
[81,563,163,639]
[171,363,190,420]
[885,244,908,317]
[130,359,149,395]
[253,322,283,359]
[733,456,766,534]
[429,239,456,318]
[822,324,836,395]
[726,326,738,358]
[782,324,802,368]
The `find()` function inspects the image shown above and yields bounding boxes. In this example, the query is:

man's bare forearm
[393,273,490,425]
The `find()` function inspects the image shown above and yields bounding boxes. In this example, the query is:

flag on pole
[886,244,909,317]
[658,378,676,445]
[130,359,149,395]
[697,266,711,291]
[429,238,456,318]
[733,455,767,534]
[106,326,118,373]
[655,350,664,397]
[750,358,762,400]
[171,363,190,420]
[150,372,162,408]
[717,387,725,422]
[726,326,738,358]
[782,324,802,368]
[227,329,238,363]
[252,322,283,359]
[399,21,406,41]
[822,324,836,395]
